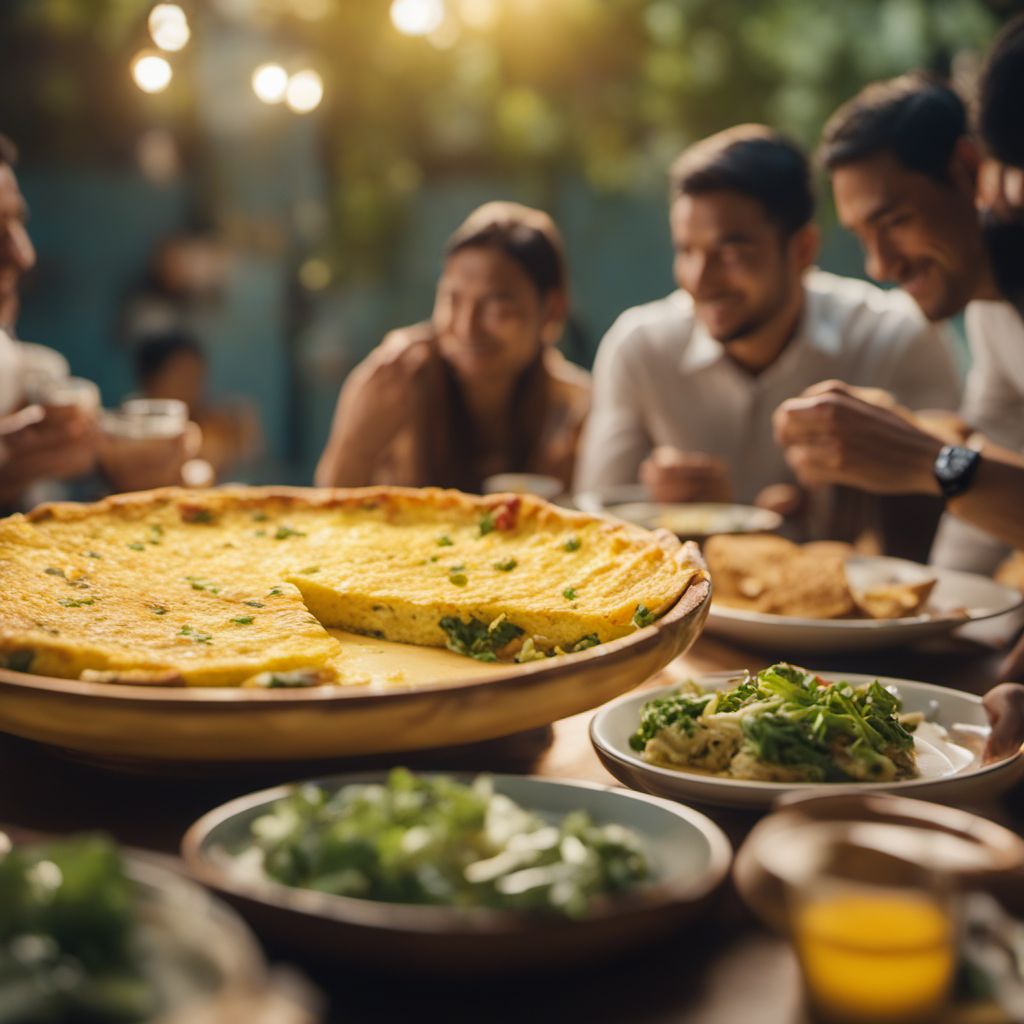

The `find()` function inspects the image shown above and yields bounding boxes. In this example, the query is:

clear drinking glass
[34,376,101,412]
[98,398,192,488]
[788,836,958,1024]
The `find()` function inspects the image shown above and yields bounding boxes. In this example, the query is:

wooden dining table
[1,630,1020,1024]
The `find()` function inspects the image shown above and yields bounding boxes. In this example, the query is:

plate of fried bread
[590,664,1024,809]
[0,486,710,766]
[703,535,1022,653]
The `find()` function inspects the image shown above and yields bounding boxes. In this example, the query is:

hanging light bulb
[252,63,289,104]
[132,51,173,93]
[148,4,190,52]
[390,0,445,37]
[285,69,324,113]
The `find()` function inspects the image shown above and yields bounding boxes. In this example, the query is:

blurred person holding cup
[0,133,100,510]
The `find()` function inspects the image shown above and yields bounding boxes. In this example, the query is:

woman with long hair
[315,201,589,492]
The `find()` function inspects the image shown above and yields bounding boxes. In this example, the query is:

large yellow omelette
[0,486,703,687]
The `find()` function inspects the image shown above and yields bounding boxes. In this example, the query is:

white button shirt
[576,270,963,505]
[931,300,1024,573]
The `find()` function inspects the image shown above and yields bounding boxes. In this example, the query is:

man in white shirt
[0,133,97,508]
[576,125,961,538]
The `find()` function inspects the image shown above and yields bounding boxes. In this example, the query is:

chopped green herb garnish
[494,558,518,572]
[299,566,321,575]
[248,670,322,688]
[3,649,34,672]
[186,577,221,594]
[429,555,440,563]
[440,616,524,661]
[86,551,103,560]
[568,633,600,653]
[563,535,582,552]
[449,572,468,586]
[268,586,285,596]
[231,616,254,625]
[274,525,306,540]
[243,600,265,608]
[251,511,270,522]
[632,604,656,628]
[437,535,454,547]
[127,542,145,552]
[147,524,164,545]
[58,597,95,608]
[179,625,213,644]
[563,587,578,601]
[478,511,496,536]
[151,606,168,616]
[186,508,216,524]
[44,567,65,577]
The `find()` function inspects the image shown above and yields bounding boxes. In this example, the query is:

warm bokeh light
[132,51,173,94]
[390,0,446,37]
[252,63,289,104]
[285,69,324,113]
[299,257,332,291]
[457,0,499,31]
[428,19,461,49]
[148,4,190,51]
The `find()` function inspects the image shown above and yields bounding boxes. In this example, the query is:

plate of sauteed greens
[181,768,731,973]
[0,830,272,1024]
[590,663,1024,810]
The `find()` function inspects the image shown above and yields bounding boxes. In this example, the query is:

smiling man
[575,125,960,538]
[773,73,1024,570]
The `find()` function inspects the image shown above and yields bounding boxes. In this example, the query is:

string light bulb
[132,51,173,93]
[390,0,445,37]
[252,63,289,104]
[285,69,324,113]
[148,4,190,52]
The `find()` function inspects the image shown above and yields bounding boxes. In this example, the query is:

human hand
[639,446,733,503]
[753,482,804,518]
[982,682,1024,763]
[98,421,201,493]
[337,327,438,450]
[0,403,99,486]
[772,381,944,495]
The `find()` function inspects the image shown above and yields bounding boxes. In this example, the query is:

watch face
[935,445,980,496]
[937,447,970,481]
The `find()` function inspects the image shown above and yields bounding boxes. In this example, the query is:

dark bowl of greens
[181,768,731,974]
[0,830,275,1024]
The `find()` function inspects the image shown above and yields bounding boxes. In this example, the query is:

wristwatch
[933,444,981,499]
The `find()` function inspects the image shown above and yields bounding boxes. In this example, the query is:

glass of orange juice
[789,844,958,1023]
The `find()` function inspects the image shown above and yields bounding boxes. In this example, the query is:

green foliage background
[1,0,1020,274]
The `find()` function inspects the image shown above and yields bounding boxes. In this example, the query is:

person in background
[0,132,97,510]
[316,201,590,494]
[575,125,961,545]
[772,72,1024,568]
[134,331,262,480]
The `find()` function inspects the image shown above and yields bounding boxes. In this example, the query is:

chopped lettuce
[246,768,649,918]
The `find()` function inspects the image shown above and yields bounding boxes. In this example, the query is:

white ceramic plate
[590,671,1024,810]
[607,502,782,541]
[182,772,731,973]
[706,560,1023,654]
[574,489,782,542]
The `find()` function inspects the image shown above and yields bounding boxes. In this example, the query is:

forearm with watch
[927,436,1024,551]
